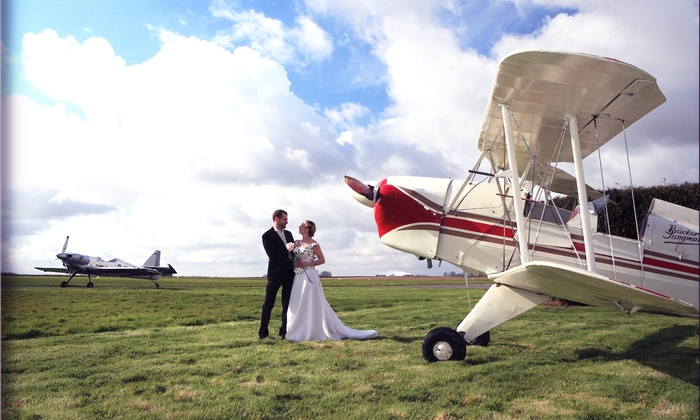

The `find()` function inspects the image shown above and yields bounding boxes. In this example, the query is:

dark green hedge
[552,182,699,240]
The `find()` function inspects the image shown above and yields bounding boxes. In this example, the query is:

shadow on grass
[384,335,423,343]
[576,324,699,385]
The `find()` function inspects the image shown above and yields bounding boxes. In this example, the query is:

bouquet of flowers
[287,242,313,282]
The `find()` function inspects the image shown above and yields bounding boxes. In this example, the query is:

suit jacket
[262,227,295,284]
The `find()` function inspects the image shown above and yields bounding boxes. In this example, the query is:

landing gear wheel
[86,282,94,288]
[155,283,160,288]
[61,281,68,288]
[422,327,466,362]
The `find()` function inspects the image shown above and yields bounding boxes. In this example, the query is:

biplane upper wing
[489,261,698,317]
[477,50,666,194]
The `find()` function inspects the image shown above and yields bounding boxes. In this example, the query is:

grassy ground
[2,275,698,419]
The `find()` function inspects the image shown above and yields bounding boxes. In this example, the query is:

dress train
[285,244,378,342]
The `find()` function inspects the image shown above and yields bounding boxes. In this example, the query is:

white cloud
[4,28,359,276]
[3,0,697,279]
[210,2,333,66]
[22,30,127,120]
[290,16,334,62]
[325,102,369,130]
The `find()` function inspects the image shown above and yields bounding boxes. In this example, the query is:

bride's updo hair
[306,220,317,238]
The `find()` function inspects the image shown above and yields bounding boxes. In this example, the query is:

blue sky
[3,1,574,117]
[2,0,698,277]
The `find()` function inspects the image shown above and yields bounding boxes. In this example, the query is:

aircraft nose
[344,176,375,208]
[56,253,68,260]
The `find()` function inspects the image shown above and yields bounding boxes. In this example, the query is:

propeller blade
[62,236,69,253]
[344,176,374,201]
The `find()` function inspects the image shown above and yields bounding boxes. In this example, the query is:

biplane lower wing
[490,261,698,317]
[456,261,697,342]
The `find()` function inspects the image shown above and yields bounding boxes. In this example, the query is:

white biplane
[345,51,699,362]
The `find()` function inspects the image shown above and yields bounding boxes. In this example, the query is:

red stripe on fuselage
[643,256,700,276]
[442,214,698,281]
[442,216,514,238]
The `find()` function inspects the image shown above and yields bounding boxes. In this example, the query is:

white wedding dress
[286,242,378,342]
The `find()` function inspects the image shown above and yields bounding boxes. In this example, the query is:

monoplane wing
[489,261,698,317]
[478,51,666,189]
[34,266,71,274]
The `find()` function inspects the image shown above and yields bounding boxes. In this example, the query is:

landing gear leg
[62,272,78,287]
[466,331,490,347]
[86,273,94,288]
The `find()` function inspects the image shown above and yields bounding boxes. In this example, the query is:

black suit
[259,227,295,338]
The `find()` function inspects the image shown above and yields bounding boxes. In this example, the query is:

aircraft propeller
[61,236,69,254]
[344,176,375,207]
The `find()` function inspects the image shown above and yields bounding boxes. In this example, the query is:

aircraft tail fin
[144,250,161,267]
[641,199,698,260]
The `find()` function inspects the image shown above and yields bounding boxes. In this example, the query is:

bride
[285,220,378,342]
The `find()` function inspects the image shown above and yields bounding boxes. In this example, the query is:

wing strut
[445,151,486,214]
[500,104,530,264]
[566,114,596,273]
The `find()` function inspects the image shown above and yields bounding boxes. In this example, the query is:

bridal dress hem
[285,243,378,342]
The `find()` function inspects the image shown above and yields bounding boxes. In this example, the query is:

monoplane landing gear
[86,273,94,288]
[422,327,467,362]
[61,271,79,287]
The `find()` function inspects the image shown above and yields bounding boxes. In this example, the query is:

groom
[259,209,296,340]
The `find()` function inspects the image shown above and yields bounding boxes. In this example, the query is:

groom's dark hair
[272,209,287,221]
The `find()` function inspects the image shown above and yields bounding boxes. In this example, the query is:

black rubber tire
[422,327,467,362]
[60,281,68,288]
[467,331,490,347]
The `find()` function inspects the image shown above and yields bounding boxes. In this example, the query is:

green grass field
[2,275,698,419]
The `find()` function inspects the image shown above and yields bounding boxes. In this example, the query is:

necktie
[278,230,292,259]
